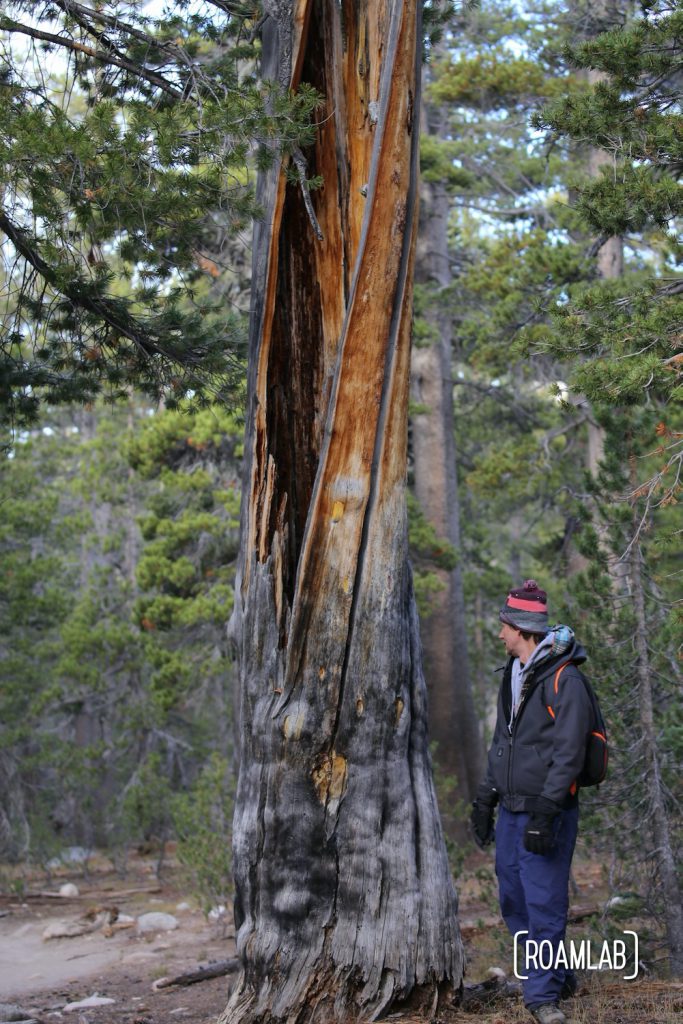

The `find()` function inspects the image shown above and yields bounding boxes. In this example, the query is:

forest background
[0,0,681,980]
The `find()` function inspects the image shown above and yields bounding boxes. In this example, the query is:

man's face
[498,621,524,658]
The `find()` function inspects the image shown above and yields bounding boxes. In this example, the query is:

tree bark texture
[221,3,464,1022]
[627,504,683,976]
[566,61,623,579]
[411,103,484,806]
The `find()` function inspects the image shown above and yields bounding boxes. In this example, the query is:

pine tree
[0,2,318,434]
[531,0,683,975]
[0,399,244,867]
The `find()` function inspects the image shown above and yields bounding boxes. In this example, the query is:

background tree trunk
[221,3,464,1022]
[411,106,484,808]
[627,481,683,977]
[566,0,624,578]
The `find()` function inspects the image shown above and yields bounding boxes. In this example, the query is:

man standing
[471,580,593,1024]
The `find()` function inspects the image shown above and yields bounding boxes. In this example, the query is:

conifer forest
[0,2,681,1023]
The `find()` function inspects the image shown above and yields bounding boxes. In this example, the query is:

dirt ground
[1,851,680,1024]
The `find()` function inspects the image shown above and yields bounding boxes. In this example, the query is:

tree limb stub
[224,1,463,1022]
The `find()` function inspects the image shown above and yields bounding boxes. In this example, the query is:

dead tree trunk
[220,3,464,1022]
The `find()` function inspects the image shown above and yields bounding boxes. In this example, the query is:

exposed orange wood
[283,0,417,693]
[243,0,315,595]
[340,0,385,274]
[291,0,314,88]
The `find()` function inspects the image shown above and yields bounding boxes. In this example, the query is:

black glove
[524,796,562,855]
[470,790,497,849]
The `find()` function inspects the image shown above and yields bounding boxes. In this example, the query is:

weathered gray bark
[411,105,484,804]
[221,3,464,1022]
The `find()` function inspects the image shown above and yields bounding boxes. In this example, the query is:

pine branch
[0,208,163,360]
[0,15,182,99]
[51,0,186,58]
[203,0,259,15]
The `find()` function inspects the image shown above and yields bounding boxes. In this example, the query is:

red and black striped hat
[499,579,549,634]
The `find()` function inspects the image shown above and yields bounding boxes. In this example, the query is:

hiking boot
[528,1003,567,1024]
[560,970,578,1000]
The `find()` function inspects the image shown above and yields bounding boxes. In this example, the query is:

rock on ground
[136,912,178,934]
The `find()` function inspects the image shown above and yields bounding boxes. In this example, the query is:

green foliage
[407,492,459,615]
[429,47,568,109]
[408,492,459,570]
[0,2,320,431]
[0,399,240,862]
[529,3,683,416]
[172,754,234,914]
[121,753,175,848]
[420,135,476,189]
[430,752,468,877]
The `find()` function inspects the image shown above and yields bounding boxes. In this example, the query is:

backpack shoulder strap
[552,661,573,696]
[551,662,604,725]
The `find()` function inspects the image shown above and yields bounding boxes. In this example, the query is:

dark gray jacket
[481,640,594,811]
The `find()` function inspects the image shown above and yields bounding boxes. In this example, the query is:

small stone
[175,901,191,912]
[207,905,226,923]
[136,912,178,934]
[63,995,115,1013]
[487,966,506,980]
[58,883,79,898]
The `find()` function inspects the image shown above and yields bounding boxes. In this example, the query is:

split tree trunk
[220,3,464,1022]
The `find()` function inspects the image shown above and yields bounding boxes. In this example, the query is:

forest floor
[0,849,680,1024]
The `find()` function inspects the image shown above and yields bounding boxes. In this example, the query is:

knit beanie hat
[499,579,549,635]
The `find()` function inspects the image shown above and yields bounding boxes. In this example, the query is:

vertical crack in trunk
[225,3,464,1020]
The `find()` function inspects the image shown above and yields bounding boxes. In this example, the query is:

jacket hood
[533,635,587,679]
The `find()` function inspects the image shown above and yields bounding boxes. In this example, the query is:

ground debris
[42,907,118,941]
[460,973,521,1013]
[63,994,116,1012]
[0,1005,36,1022]
[152,957,240,989]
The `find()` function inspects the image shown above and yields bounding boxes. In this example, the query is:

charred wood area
[223,2,464,1022]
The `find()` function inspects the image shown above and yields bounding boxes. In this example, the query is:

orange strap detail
[551,663,578,795]
[546,705,555,719]
[553,661,572,695]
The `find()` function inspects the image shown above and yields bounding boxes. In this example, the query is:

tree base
[218,960,463,1024]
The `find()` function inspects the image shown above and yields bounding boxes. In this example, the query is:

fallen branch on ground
[152,958,241,989]
[24,885,162,899]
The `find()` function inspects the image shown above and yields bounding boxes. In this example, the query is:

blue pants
[495,805,579,1008]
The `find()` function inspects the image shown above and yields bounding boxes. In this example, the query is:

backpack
[551,662,609,788]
